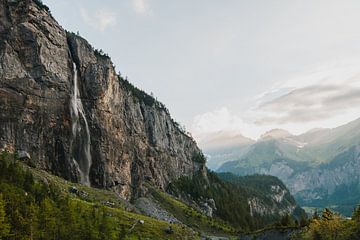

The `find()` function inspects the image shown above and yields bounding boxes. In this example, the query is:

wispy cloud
[256,85,360,124]
[255,59,360,125]
[80,8,117,31]
[192,108,245,134]
[191,59,360,139]
[191,107,268,140]
[131,0,152,15]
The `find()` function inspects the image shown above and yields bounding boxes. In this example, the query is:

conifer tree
[0,193,10,239]
[352,205,360,223]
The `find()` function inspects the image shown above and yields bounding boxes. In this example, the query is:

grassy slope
[0,155,200,240]
[31,165,238,238]
[30,171,197,239]
[146,184,236,236]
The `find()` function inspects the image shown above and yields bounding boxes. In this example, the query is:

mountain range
[212,118,360,216]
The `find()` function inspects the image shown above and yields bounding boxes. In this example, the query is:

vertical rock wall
[0,0,205,199]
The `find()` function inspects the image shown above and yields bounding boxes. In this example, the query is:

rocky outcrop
[134,197,180,223]
[247,185,296,217]
[0,0,205,200]
[289,146,360,204]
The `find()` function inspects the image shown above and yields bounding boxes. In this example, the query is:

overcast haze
[44,0,360,140]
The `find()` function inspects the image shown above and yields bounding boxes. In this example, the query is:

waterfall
[70,62,92,186]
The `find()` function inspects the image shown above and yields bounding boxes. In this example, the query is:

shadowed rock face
[0,0,205,200]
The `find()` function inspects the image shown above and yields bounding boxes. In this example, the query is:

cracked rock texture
[0,0,205,200]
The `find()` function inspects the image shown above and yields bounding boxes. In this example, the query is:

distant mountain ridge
[260,129,293,140]
[210,118,360,215]
[198,131,255,170]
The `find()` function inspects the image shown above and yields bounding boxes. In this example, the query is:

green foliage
[352,205,360,222]
[119,75,156,106]
[192,151,206,164]
[294,208,360,240]
[168,171,299,231]
[66,31,111,63]
[278,214,295,227]
[94,49,110,60]
[148,185,235,235]
[299,214,310,227]
[0,153,199,240]
[33,0,50,12]
[0,193,10,239]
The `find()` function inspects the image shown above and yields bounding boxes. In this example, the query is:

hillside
[168,171,305,231]
[0,152,307,239]
[0,0,308,239]
[0,152,201,239]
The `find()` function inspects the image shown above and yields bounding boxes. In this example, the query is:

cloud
[132,0,151,15]
[191,107,268,140]
[191,59,360,139]
[280,59,360,90]
[80,8,117,31]
[256,85,360,124]
[192,108,244,134]
[254,58,360,125]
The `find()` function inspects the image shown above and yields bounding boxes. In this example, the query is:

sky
[43,0,360,140]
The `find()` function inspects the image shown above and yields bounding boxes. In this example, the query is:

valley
[1,0,360,239]
[205,119,360,216]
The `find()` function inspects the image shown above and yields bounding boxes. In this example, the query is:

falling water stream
[70,62,92,186]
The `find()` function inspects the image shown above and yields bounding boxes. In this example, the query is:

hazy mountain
[214,118,360,216]
[199,131,255,170]
[295,118,360,164]
[260,129,293,140]
[199,131,255,151]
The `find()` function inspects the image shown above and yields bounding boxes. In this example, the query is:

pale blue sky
[44,0,360,139]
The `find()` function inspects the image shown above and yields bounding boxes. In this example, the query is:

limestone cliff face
[0,0,205,199]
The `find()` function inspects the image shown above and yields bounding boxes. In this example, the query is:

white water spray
[70,62,92,186]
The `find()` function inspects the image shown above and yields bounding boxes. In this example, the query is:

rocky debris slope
[134,197,180,223]
[0,0,205,200]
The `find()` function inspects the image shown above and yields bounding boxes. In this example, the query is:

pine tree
[299,215,308,227]
[312,209,320,220]
[352,205,360,223]
[38,198,57,240]
[0,193,10,239]
[280,214,294,227]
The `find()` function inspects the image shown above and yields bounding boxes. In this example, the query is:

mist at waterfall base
[70,62,92,186]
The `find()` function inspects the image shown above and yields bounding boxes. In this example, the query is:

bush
[94,49,110,60]
[192,151,206,164]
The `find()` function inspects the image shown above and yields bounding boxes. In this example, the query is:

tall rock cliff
[0,0,205,200]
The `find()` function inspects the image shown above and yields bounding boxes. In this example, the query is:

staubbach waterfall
[70,62,92,186]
